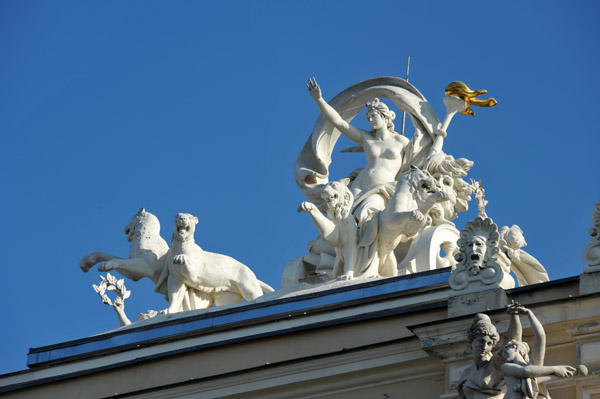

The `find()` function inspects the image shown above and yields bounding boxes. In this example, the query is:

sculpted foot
[410,210,425,223]
[432,190,447,203]
[337,271,354,281]
[173,254,188,265]
[298,202,316,213]
[99,259,120,272]
[80,253,99,272]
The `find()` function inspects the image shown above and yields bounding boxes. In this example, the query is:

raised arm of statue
[507,302,523,341]
[298,201,339,243]
[525,307,546,366]
[506,303,546,366]
[307,77,365,144]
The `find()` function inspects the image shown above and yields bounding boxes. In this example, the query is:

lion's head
[402,166,440,202]
[172,213,198,243]
[322,180,353,221]
[426,155,473,223]
[124,207,161,242]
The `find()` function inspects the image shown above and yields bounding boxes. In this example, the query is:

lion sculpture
[80,208,171,297]
[298,179,359,280]
[167,213,274,313]
[358,167,448,277]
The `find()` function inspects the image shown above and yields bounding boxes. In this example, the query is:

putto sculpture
[497,225,549,286]
[298,179,359,280]
[458,304,586,399]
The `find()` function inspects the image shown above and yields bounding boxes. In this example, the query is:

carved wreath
[93,273,131,306]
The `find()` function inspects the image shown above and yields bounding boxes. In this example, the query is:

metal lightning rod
[401,56,410,136]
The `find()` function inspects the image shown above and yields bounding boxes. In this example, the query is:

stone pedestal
[447,287,508,318]
[580,268,600,295]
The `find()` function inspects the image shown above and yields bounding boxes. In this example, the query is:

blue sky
[1,1,599,375]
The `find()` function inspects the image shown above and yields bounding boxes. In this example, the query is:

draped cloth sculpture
[296,77,441,208]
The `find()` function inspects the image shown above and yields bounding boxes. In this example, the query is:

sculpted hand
[553,366,576,378]
[307,77,322,100]
[298,202,316,213]
[423,152,446,172]
[507,302,528,315]
[113,297,125,311]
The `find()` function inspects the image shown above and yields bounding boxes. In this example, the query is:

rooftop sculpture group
[287,77,539,285]
[80,76,552,325]
[81,208,273,321]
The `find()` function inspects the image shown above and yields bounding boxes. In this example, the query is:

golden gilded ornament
[445,81,498,117]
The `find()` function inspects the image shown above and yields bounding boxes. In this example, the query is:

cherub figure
[298,179,359,280]
[458,305,585,399]
[500,303,584,399]
[498,225,549,287]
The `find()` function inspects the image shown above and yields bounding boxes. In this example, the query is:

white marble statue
[499,304,585,399]
[306,78,446,225]
[471,179,489,219]
[286,77,491,285]
[80,208,171,299]
[359,166,448,278]
[166,213,274,313]
[426,155,474,226]
[82,208,274,317]
[583,201,600,271]
[458,313,505,399]
[458,304,584,399]
[298,179,359,280]
[497,225,549,286]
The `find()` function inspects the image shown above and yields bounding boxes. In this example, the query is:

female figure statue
[307,78,410,224]
[458,306,580,399]
[458,313,506,399]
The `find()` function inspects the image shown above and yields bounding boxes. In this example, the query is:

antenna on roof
[401,56,411,136]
